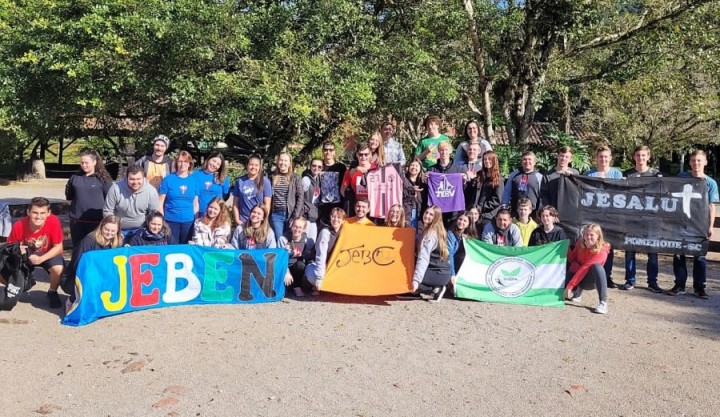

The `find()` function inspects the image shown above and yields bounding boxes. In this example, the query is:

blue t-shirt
[192,170,231,215]
[677,172,720,203]
[158,173,199,223]
[584,168,623,179]
[232,175,272,223]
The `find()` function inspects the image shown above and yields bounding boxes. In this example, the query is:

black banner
[556,175,709,256]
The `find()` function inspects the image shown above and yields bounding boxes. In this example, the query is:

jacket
[0,242,35,311]
[301,170,320,222]
[192,219,231,248]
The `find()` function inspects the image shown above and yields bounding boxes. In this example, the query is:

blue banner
[62,245,289,326]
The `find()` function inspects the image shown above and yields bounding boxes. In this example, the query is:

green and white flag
[455,238,568,307]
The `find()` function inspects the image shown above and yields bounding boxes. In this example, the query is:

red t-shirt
[8,214,64,254]
[342,164,377,199]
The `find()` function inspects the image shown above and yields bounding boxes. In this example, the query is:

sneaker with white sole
[571,289,583,303]
[620,283,634,291]
[429,286,446,303]
[594,301,608,314]
[666,285,686,296]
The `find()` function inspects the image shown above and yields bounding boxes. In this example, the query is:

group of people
[0,121,716,315]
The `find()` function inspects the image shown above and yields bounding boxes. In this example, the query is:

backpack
[0,242,36,311]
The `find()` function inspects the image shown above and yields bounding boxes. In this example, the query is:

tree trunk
[31,158,46,179]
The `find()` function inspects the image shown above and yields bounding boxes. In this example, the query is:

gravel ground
[2,179,719,417]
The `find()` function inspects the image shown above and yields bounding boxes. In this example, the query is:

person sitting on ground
[447,211,477,296]
[64,215,123,311]
[304,208,346,294]
[482,207,522,247]
[191,198,232,248]
[514,197,538,247]
[126,212,173,246]
[399,206,453,303]
[529,205,567,246]
[346,199,375,225]
[383,204,407,228]
[278,217,315,297]
[565,223,610,314]
[230,204,277,250]
[3,197,65,309]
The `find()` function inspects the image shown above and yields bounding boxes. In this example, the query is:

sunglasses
[323,148,335,152]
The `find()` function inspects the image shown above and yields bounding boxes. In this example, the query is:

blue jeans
[270,211,288,242]
[624,251,658,286]
[672,254,706,291]
[167,220,194,244]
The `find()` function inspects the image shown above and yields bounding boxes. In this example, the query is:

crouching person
[278,217,315,297]
[303,208,346,294]
[565,223,610,314]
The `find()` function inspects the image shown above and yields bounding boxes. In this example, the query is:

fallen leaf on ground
[121,360,146,374]
[152,397,179,408]
[35,404,62,414]
[163,385,189,395]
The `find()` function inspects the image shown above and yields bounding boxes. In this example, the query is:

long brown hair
[245,204,270,244]
[420,206,448,261]
[451,211,478,239]
[80,149,112,182]
[204,151,227,184]
[478,150,501,188]
[247,154,265,195]
[201,197,230,231]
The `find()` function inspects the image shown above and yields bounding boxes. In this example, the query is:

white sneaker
[571,289,582,303]
[594,301,608,314]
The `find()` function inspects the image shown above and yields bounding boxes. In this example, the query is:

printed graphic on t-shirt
[241,182,258,198]
[320,172,340,203]
[147,163,167,189]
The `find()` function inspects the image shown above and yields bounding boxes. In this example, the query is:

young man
[541,146,579,208]
[513,198,537,247]
[135,134,174,189]
[4,197,65,308]
[481,208,522,247]
[414,116,450,171]
[346,199,374,226]
[427,141,465,226]
[104,165,160,237]
[583,145,623,289]
[318,141,347,227]
[621,145,663,293]
[301,158,323,241]
[502,151,544,217]
[670,150,718,299]
[380,122,406,165]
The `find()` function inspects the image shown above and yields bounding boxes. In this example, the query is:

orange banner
[321,223,416,295]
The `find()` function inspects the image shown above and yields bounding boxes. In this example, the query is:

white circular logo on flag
[486,257,536,298]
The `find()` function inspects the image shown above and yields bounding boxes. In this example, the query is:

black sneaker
[429,286,447,303]
[396,291,423,300]
[666,285,686,296]
[647,283,663,293]
[607,279,618,289]
[47,290,62,309]
[695,289,709,300]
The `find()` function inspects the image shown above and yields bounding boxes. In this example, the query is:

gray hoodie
[103,178,160,229]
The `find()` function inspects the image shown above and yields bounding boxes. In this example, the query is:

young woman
[192,151,231,217]
[447,211,478,275]
[63,215,123,309]
[474,151,505,230]
[127,212,174,246]
[529,205,567,246]
[565,223,610,314]
[341,144,377,216]
[367,131,385,166]
[468,206,482,231]
[158,151,199,243]
[383,204,406,227]
[304,207,346,293]
[65,149,114,246]
[400,206,453,302]
[402,159,425,228]
[232,154,272,227]
[278,217,316,297]
[270,152,304,242]
[454,120,492,166]
[230,204,277,250]
[191,198,232,248]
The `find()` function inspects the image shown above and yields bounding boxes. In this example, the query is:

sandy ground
[2,179,719,417]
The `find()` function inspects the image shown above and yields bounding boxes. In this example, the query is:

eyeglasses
[358,153,370,157]
[323,148,335,152]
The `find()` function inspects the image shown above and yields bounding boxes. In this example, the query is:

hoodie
[103,178,160,229]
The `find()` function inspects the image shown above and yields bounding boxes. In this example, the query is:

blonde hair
[581,223,608,254]
[245,204,270,244]
[421,206,448,261]
[383,204,406,227]
[273,152,294,186]
[93,215,123,248]
[368,131,385,166]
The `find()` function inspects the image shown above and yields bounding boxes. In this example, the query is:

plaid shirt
[383,138,406,165]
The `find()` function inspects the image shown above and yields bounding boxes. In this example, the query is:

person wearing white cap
[135,134,175,189]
